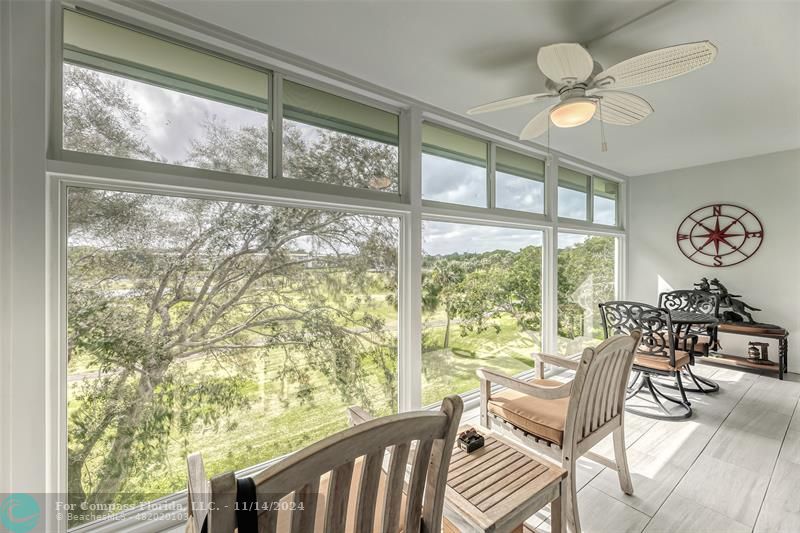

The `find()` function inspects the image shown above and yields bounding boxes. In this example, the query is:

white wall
[0,0,50,498]
[629,149,800,371]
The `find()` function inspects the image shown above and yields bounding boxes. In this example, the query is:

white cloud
[423,221,542,256]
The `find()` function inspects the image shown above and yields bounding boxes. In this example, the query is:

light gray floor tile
[629,416,716,470]
[779,429,800,464]
[704,423,783,473]
[754,458,800,533]
[590,448,687,517]
[644,492,751,533]
[575,486,650,533]
[674,453,771,526]
[724,403,793,440]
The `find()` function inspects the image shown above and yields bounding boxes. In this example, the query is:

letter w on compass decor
[676,204,764,267]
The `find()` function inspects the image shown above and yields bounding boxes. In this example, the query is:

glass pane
[421,221,543,405]
[422,124,487,207]
[557,233,617,355]
[593,177,619,226]
[558,167,590,220]
[67,188,398,526]
[63,64,269,175]
[282,80,399,192]
[64,10,268,100]
[62,11,269,176]
[495,147,545,213]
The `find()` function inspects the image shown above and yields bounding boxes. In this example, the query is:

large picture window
[66,188,398,525]
[421,221,543,405]
[50,9,629,530]
[62,10,270,176]
[557,233,617,355]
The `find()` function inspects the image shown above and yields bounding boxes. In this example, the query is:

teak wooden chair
[186,395,463,533]
[477,332,642,533]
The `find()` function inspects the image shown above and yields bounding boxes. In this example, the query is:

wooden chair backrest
[563,332,641,449]
[187,395,463,533]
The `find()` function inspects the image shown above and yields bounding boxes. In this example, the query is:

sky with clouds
[81,67,615,254]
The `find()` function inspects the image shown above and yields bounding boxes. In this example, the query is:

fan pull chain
[598,99,608,152]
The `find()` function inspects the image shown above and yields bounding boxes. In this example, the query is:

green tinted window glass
[63,10,268,106]
[281,80,400,191]
[283,80,398,145]
[496,147,545,213]
[421,124,487,207]
[558,167,590,220]
[593,177,619,225]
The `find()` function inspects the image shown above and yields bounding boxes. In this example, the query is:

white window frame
[0,2,627,532]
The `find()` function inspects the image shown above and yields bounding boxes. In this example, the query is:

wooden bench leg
[551,478,566,533]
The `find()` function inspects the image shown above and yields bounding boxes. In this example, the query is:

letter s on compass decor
[676,204,764,267]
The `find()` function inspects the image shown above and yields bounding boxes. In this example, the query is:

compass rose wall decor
[676,204,764,267]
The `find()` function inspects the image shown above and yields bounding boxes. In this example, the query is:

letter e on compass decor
[676,204,764,267]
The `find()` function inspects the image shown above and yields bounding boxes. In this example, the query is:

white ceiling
[154,0,800,176]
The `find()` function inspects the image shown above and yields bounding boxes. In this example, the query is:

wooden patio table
[443,425,567,533]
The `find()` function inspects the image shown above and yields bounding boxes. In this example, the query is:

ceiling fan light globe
[550,99,597,128]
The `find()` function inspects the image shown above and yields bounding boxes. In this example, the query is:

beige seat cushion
[274,455,407,532]
[634,350,690,372]
[486,379,569,446]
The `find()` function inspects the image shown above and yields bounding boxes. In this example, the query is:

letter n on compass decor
[676,204,764,267]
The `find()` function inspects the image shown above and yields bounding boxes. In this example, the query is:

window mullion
[270,72,283,179]
[487,142,496,209]
[398,107,422,412]
[542,153,559,356]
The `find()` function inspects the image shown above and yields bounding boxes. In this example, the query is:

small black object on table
[668,310,720,393]
[457,427,485,453]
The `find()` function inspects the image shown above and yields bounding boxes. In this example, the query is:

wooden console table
[443,426,566,533]
[706,323,789,379]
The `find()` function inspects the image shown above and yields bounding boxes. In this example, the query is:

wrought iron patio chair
[658,290,720,392]
[599,301,693,420]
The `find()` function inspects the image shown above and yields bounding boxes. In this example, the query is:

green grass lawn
[67,311,540,505]
[421,315,540,405]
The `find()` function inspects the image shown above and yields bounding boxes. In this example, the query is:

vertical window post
[398,107,422,411]
[270,72,283,179]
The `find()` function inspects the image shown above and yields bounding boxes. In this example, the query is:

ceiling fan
[467,41,717,142]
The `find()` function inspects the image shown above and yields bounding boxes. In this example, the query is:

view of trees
[64,64,616,525]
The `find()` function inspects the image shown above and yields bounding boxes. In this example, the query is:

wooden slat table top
[444,425,566,532]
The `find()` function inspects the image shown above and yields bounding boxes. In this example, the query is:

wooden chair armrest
[534,352,580,371]
[347,405,374,426]
[476,368,572,400]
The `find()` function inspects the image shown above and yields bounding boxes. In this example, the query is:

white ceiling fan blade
[594,91,654,125]
[594,41,717,90]
[466,93,556,115]
[537,43,594,85]
[519,105,555,140]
